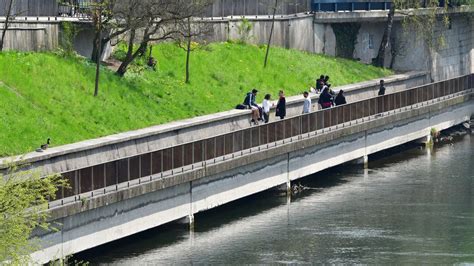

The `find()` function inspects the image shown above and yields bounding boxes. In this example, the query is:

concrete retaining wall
[30,93,474,264]
[0,71,428,178]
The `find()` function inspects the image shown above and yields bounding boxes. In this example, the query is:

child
[262,94,272,123]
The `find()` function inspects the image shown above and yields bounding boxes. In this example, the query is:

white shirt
[303,97,312,113]
[263,99,271,113]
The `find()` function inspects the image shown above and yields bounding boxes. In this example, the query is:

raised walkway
[1,74,472,264]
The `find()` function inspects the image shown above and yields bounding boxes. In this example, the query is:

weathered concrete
[0,71,427,178]
[30,91,473,264]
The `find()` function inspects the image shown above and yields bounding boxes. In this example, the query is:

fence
[50,74,473,206]
[0,0,92,17]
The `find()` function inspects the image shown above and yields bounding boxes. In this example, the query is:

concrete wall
[30,93,474,264]
[0,22,59,51]
[205,0,311,17]
[0,19,95,58]
[0,71,428,177]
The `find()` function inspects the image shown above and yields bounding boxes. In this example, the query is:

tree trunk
[0,0,14,51]
[116,37,148,77]
[116,29,136,76]
[94,4,102,97]
[264,0,278,68]
[373,4,395,68]
[185,17,192,84]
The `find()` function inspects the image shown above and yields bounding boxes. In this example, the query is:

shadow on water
[76,128,471,263]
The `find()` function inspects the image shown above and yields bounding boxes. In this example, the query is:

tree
[91,0,106,97]
[373,0,455,68]
[264,0,278,68]
[0,0,14,51]
[0,163,67,264]
[115,0,195,77]
[174,2,212,83]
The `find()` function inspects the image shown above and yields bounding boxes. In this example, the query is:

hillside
[0,42,392,156]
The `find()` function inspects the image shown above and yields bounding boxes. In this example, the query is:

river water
[79,133,474,264]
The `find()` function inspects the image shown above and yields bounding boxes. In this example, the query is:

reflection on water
[78,135,474,264]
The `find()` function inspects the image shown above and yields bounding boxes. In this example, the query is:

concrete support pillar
[350,155,369,168]
[178,214,195,230]
[416,134,433,146]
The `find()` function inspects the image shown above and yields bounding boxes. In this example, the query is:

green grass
[0,42,392,156]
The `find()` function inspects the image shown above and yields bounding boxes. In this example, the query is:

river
[78,133,474,264]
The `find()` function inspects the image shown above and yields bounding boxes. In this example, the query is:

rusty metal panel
[79,167,92,194]
[336,107,343,124]
[323,109,331,128]
[92,164,105,190]
[162,148,173,171]
[251,127,260,147]
[205,139,215,160]
[140,153,151,177]
[224,133,234,155]
[284,119,292,138]
[129,156,140,180]
[233,131,243,152]
[173,146,184,169]
[243,129,252,149]
[291,117,301,137]
[63,171,76,198]
[260,124,269,144]
[309,113,317,132]
[117,159,129,184]
[193,141,203,163]
[342,105,350,123]
[151,151,162,175]
[301,114,310,134]
[276,121,285,141]
[215,135,225,157]
[183,143,193,166]
[316,111,324,130]
[329,108,337,126]
[363,100,370,117]
[105,161,117,186]
[268,123,276,143]
[350,103,359,120]
[371,97,378,114]
[376,97,383,114]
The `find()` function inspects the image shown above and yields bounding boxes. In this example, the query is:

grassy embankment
[0,42,392,156]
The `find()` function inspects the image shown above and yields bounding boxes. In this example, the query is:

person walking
[303,91,312,114]
[378,80,386,96]
[276,90,286,120]
[335,90,347,106]
[244,89,260,125]
[262,94,272,123]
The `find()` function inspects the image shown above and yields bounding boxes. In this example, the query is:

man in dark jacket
[335,90,347,106]
[378,80,386,96]
[244,89,261,125]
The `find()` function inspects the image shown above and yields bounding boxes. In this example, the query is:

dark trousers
[263,112,270,123]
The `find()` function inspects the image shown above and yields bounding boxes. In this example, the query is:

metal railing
[49,74,474,208]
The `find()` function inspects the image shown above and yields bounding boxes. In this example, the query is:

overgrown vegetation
[0,163,66,264]
[0,42,392,156]
[333,23,361,59]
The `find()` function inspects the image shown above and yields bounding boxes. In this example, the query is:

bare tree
[174,1,212,83]
[0,0,14,51]
[264,0,278,68]
[373,0,452,68]
[91,0,104,97]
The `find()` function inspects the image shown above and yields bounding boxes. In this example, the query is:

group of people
[316,75,347,109]
[238,75,387,126]
[241,89,287,125]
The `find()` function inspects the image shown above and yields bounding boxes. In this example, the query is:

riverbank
[0,42,392,157]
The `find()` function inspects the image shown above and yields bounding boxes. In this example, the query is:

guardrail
[48,74,473,208]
